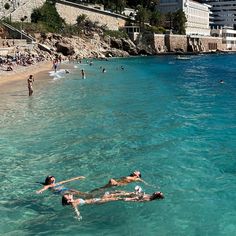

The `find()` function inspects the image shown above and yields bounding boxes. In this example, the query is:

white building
[211,27,236,50]
[201,0,236,29]
[158,0,211,36]
[122,8,136,18]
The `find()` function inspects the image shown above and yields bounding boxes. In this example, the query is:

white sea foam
[49,69,66,80]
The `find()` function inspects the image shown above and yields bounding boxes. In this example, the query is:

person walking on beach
[27,74,34,96]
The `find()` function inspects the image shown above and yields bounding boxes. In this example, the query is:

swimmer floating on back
[62,190,164,219]
[36,175,87,197]
[90,171,148,192]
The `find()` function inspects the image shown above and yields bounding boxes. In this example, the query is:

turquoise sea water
[0,54,236,235]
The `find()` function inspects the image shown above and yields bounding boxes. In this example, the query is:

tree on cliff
[150,11,165,27]
[31,0,65,32]
[135,6,150,29]
[172,10,186,35]
[114,0,126,13]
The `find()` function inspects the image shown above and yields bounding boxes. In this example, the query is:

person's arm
[137,178,153,187]
[57,176,85,185]
[72,203,82,220]
[36,184,55,194]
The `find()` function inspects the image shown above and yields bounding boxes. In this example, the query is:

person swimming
[36,175,87,196]
[62,189,164,219]
[122,191,164,202]
[90,171,145,193]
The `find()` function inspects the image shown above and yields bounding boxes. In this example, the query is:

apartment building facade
[158,0,211,35]
[200,0,236,29]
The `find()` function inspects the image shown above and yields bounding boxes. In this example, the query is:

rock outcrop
[55,42,75,56]
[32,30,162,59]
[108,37,138,55]
[136,32,158,55]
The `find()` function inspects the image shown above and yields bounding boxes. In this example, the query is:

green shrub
[31,8,42,23]
[104,30,128,39]
[4,3,10,10]
[76,14,87,26]
[30,1,65,32]
[147,26,166,34]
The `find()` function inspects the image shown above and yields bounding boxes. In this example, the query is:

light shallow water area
[0,54,236,236]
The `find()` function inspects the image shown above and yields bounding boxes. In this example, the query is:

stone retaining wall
[6,0,46,22]
[153,34,165,52]
[153,34,226,53]
[55,2,126,30]
[198,36,225,51]
[0,39,27,47]
[165,35,188,52]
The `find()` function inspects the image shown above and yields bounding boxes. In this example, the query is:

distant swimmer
[27,74,34,96]
[219,80,224,84]
[36,175,87,196]
[65,69,69,74]
[102,68,106,73]
[81,69,86,79]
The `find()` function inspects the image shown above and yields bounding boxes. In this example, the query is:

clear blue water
[0,54,236,236]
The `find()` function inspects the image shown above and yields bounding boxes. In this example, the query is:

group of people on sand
[36,171,164,219]
[0,51,47,72]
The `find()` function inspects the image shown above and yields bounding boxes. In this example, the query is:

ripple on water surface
[0,55,236,235]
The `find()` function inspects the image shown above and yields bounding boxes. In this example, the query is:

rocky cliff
[34,31,157,59]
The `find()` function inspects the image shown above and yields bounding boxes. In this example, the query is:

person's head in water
[44,175,55,185]
[130,171,141,178]
[150,192,164,200]
[62,194,73,206]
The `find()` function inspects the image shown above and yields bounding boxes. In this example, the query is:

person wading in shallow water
[81,69,86,79]
[27,74,34,96]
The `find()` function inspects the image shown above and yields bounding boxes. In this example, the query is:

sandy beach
[0,60,73,97]
[0,60,52,87]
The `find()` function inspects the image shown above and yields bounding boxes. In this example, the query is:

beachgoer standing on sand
[27,75,34,96]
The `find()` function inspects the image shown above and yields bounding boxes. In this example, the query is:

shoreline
[0,50,235,91]
[0,60,52,87]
